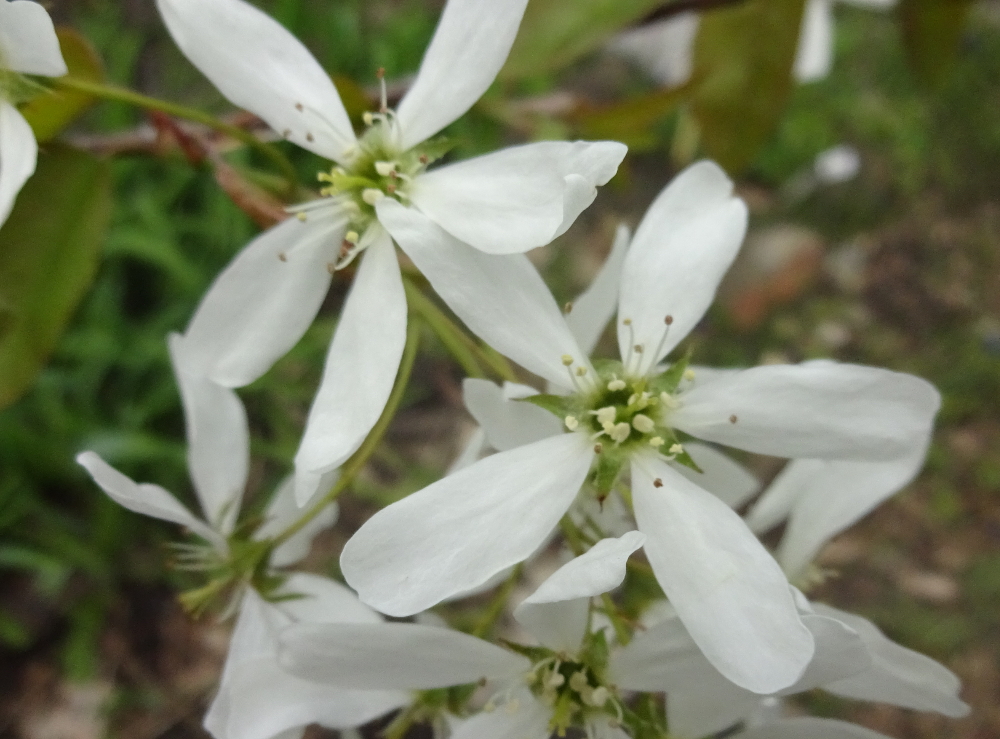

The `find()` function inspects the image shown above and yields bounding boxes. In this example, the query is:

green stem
[54,76,299,195]
[471,564,523,639]
[402,276,517,382]
[271,317,422,548]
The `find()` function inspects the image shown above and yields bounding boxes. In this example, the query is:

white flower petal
[181,209,344,387]
[794,0,835,82]
[776,445,930,579]
[588,719,633,739]
[744,458,815,535]
[0,1,67,76]
[616,161,747,373]
[814,603,970,717]
[257,478,338,567]
[169,334,248,534]
[607,13,699,87]
[75,451,224,549]
[783,614,871,694]
[156,0,356,161]
[377,198,587,388]
[672,361,941,461]
[737,717,896,739]
[0,102,37,228]
[341,433,594,616]
[566,225,630,355]
[395,0,530,149]
[280,622,530,689]
[514,532,644,650]
[449,690,551,739]
[275,572,383,625]
[293,235,406,504]
[631,456,814,693]
[463,379,561,452]
[673,442,761,509]
[448,427,488,473]
[410,141,627,254]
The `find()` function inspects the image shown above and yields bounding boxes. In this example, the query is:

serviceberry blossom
[341,160,939,693]
[0,0,67,227]
[77,334,335,579]
[156,0,626,504]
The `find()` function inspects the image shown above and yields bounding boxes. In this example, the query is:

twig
[641,0,748,24]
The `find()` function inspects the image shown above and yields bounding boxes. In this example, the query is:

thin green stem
[472,564,523,639]
[271,317,422,548]
[54,76,300,195]
[402,276,517,382]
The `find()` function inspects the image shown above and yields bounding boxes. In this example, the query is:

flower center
[519,657,618,735]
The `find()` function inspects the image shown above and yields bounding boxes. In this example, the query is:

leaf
[690,0,807,173]
[500,0,667,82]
[570,84,689,150]
[20,28,105,143]
[0,146,112,410]
[898,0,973,89]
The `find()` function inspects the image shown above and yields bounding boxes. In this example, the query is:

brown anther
[376,67,385,79]
[594,443,603,454]
[653,478,663,488]
[282,128,291,138]
[386,182,397,194]
[564,301,573,314]
[729,414,738,424]
[295,102,304,112]
[634,344,644,353]
[419,154,429,164]
[340,241,353,259]
[306,132,315,142]
[277,252,287,262]
[664,315,674,325]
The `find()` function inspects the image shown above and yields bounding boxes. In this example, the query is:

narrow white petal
[0,102,37,228]
[744,458,816,535]
[782,614,871,693]
[275,573,383,625]
[156,0,356,160]
[631,457,814,693]
[566,225,630,355]
[514,532,644,650]
[280,622,530,689]
[463,379,561,452]
[607,13,699,87]
[257,478,338,567]
[396,0,530,149]
[793,0,835,83]
[75,451,223,549]
[449,690,551,739]
[341,433,594,616]
[182,210,343,387]
[674,442,760,509]
[617,161,747,372]
[777,444,930,579]
[814,603,970,717]
[737,717,897,739]
[410,141,626,254]
[840,0,896,7]
[672,361,941,461]
[169,334,248,534]
[293,235,406,504]
[377,198,586,388]
[0,1,67,76]
[448,427,488,473]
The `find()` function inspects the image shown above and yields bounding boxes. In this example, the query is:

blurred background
[1,0,998,737]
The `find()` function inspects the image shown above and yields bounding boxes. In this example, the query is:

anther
[729,414,738,424]
[607,379,626,391]
[295,102,304,112]
[419,154,429,164]
[564,301,573,313]
[277,252,287,262]
[593,407,617,426]
[634,344,644,354]
[561,355,574,366]
[683,369,696,381]
[664,315,674,325]
[362,112,374,126]
[505,699,520,714]
[362,188,385,205]
[282,128,291,138]
[589,687,609,707]
[565,416,579,431]
[632,414,655,434]
[623,318,632,326]
[610,422,631,443]
[669,443,684,455]
[660,392,679,409]
[375,161,396,176]
[575,366,587,377]
[569,672,589,692]
[594,443,603,454]
[295,212,307,222]
[326,262,336,274]
[649,436,664,448]
[345,231,360,244]
[653,478,663,488]
[306,132,314,142]
[386,182,397,194]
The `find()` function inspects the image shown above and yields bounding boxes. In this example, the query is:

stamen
[375,160,396,176]
[592,407,617,426]
[609,422,631,444]
[649,436,664,448]
[669,443,684,455]
[632,414,655,434]
[729,414,738,424]
[363,111,374,126]
[648,314,675,371]
[683,369,696,381]
[376,67,387,113]
[564,416,579,431]
[607,378,626,391]
[295,212,307,222]
[345,231,360,244]
[660,392,680,409]
[589,687,609,708]
[277,252,287,262]
[362,188,385,205]
[653,478,663,488]
[561,355,574,366]
[564,301,573,313]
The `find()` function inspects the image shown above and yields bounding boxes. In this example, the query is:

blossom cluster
[3,0,969,737]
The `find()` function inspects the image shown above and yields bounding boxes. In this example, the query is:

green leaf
[500,0,666,82]
[20,28,106,143]
[0,146,112,410]
[647,345,692,395]
[519,393,576,419]
[690,0,807,173]
[899,0,973,89]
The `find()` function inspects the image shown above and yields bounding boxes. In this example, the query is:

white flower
[76,333,335,566]
[206,574,407,739]
[0,0,68,227]
[609,0,897,87]
[156,0,627,505]
[341,160,940,693]
[281,533,654,739]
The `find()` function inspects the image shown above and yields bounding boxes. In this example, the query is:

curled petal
[293,235,406,505]
[181,209,344,387]
[410,141,626,255]
[156,0,356,160]
[341,433,594,616]
[396,0,530,149]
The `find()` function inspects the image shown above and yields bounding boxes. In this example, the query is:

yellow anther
[623,318,632,326]
[660,392,680,409]
[607,379,626,391]
[362,112,374,126]
[295,212,307,222]
[576,366,588,376]
[564,416,579,431]
[561,355,574,366]
[683,369,696,381]
[589,687,609,707]
[594,406,617,426]
[649,436,665,448]
[569,672,589,692]
[669,443,684,455]
[344,230,360,244]
[546,672,565,688]
[362,188,385,205]
[374,160,397,176]
[610,422,631,443]
[632,414,655,434]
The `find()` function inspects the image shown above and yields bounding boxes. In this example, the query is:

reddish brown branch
[641,0,748,24]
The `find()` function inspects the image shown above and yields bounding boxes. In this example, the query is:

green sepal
[591,453,625,497]
[499,639,552,663]
[519,393,576,419]
[669,442,704,475]
[647,346,693,396]
[418,136,455,164]
[579,628,610,674]
[0,71,46,105]
[621,692,669,739]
